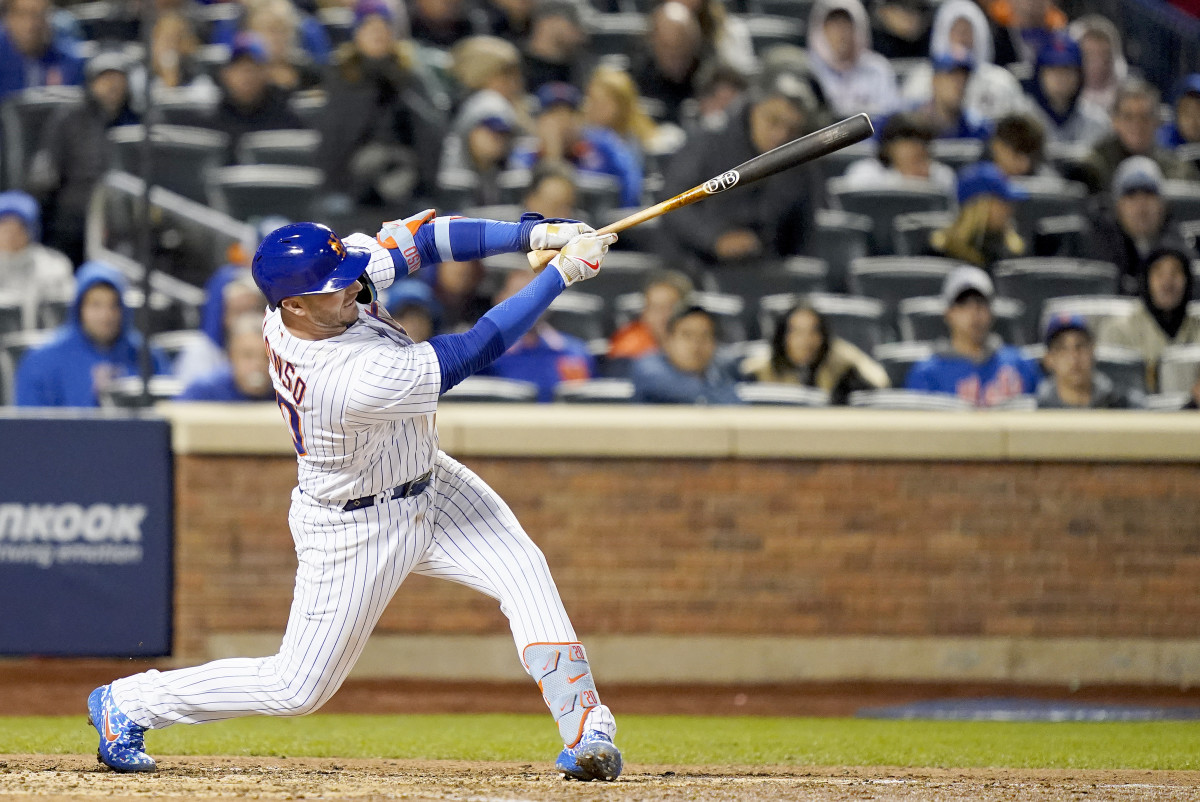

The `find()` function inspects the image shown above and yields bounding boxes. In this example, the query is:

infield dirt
[3,755,1200,801]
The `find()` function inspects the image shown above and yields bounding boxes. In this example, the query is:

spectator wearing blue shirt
[178,314,274,403]
[15,262,167,407]
[632,305,741,405]
[480,269,594,402]
[906,266,1040,407]
[511,82,643,209]
[909,53,990,141]
[208,0,332,68]
[1022,33,1110,147]
[0,0,84,101]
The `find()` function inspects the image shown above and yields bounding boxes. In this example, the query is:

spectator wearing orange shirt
[608,270,693,360]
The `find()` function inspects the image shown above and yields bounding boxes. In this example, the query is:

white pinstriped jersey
[262,233,443,502]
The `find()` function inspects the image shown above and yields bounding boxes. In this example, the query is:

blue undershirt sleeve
[410,217,539,268]
[427,266,566,393]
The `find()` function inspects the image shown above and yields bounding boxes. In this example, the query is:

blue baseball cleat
[555,730,622,781]
[87,685,156,773]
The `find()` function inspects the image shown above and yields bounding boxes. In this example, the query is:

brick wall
[174,455,1200,660]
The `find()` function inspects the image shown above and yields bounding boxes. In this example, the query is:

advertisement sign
[0,415,172,655]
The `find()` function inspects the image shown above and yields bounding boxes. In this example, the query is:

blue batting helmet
[251,222,371,308]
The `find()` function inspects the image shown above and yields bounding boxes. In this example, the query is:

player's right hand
[550,232,617,286]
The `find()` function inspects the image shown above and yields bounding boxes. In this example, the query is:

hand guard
[550,232,617,287]
[529,220,595,251]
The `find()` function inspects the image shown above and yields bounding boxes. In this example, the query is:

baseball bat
[528,112,875,271]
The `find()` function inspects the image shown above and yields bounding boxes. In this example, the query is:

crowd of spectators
[1,0,1200,411]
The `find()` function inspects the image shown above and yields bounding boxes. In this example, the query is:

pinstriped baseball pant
[111,451,582,729]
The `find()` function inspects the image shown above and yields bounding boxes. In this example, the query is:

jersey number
[276,393,307,456]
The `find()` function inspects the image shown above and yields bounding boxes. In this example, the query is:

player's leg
[412,451,621,781]
[89,489,435,771]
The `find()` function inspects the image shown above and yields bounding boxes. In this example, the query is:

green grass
[3,714,1199,770]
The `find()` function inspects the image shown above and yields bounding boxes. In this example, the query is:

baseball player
[86,210,623,782]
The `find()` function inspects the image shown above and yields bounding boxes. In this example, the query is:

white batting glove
[529,221,595,251]
[550,232,617,286]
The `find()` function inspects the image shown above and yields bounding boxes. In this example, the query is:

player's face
[1147,255,1187,312]
[664,313,716,375]
[1046,330,1094,392]
[945,294,992,348]
[79,284,123,349]
[784,308,823,368]
[294,281,363,332]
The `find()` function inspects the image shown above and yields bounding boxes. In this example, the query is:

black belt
[342,470,433,512]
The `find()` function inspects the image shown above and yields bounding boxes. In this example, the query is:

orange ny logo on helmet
[328,234,347,259]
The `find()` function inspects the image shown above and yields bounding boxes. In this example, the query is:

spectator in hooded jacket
[207,33,306,164]
[1069,14,1128,116]
[0,0,84,101]
[906,265,1040,406]
[15,262,168,407]
[900,0,1026,123]
[806,0,899,118]
[1084,157,1182,296]
[1083,79,1198,194]
[906,52,989,141]
[26,51,139,266]
[0,191,74,331]
[1099,244,1200,394]
[1022,33,1110,147]
[176,313,275,402]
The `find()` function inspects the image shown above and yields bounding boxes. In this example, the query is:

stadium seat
[1044,141,1092,184]
[706,257,829,336]
[892,211,954,256]
[871,341,934,388]
[554,378,635,403]
[0,291,23,337]
[0,85,84,189]
[848,256,962,340]
[748,0,815,17]
[1010,177,1089,242]
[993,259,1121,343]
[734,382,829,406]
[69,1,138,41]
[847,388,972,410]
[1094,345,1147,396]
[100,376,186,408]
[760,292,885,354]
[441,376,539,402]
[546,291,607,342]
[207,165,324,223]
[811,209,873,293]
[574,252,658,327]
[1159,344,1200,394]
[929,138,983,171]
[317,5,355,46]
[1037,295,1139,341]
[436,168,482,213]
[461,204,524,223]
[149,330,211,367]
[108,124,229,204]
[827,177,951,254]
[585,13,648,56]
[898,295,1027,345]
[741,15,805,52]
[813,140,876,183]
[1033,213,1089,258]
[237,130,322,167]
[690,290,747,343]
[288,91,329,129]
[1144,392,1188,410]
[0,329,55,405]
[1163,179,1200,226]
[149,85,219,128]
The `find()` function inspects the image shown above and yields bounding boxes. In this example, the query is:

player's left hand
[529,221,595,251]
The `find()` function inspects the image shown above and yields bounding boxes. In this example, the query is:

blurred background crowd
[2,0,1200,410]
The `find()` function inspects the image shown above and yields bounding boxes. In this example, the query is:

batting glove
[550,232,617,286]
[529,220,595,251]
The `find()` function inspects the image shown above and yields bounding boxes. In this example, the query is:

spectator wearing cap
[901,0,1027,124]
[1037,314,1138,409]
[177,313,275,403]
[631,2,710,126]
[1069,14,1127,116]
[510,81,642,208]
[1084,156,1179,295]
[806,0,900,118]
[842,112,956,201]
[1099,244,1200,393]
[904,52,989,142]
[25,50,138,266]
[438,91,519,206]
[385,278,441,342]
[1022,33,1111,146]
[521,0,590,92]
[317,1,447,211]
[0,190,73,331]
[208,32,306,164]
[987,112,1057,178]
[631,305,742,404]
[906,266,1040,406]
[661,68,821,266]
[1159,75,1200,152]
[1083,79,1198,194]
[927,162,1026,270]
[479,268,595,401]
[15,262,168,407]
[0,0,84,101]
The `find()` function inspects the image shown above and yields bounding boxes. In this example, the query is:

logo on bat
[703,170,740,195]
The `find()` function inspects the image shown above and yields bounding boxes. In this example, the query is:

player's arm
[375,211,593,282]
[426,232,615,395]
